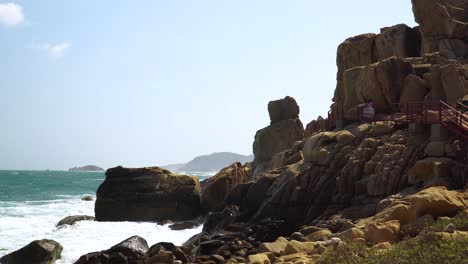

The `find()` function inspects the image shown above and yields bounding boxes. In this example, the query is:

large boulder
[76,236,149,264]
[343,57,413,112]
[361,186,468,226]
[252,119,304,176]
[400,74,429,110]
[268,96,300,124]
[375,24,421,61]
[412,0,468,58]
[0,239,63,264]
[95,166,202,222]
[335,33,376,103]
[104,236,149,262]
[201,162,251,213]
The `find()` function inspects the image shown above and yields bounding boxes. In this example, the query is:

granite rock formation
[95,166,202,222]
[78,1,468,263]
[201,162,251,213]
[334,0,468,111]
[252,96,305,177]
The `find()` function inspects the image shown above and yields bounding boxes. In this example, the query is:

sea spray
[0,171,210,263]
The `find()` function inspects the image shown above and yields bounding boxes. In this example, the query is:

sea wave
[0,196,202,263]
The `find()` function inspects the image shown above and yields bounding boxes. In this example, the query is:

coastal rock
[252,118,304,176]
[335,33,376,103]
[81,195,94,201]
[95,166,202,222]
[407,158,453,186]
[305,116,326,136]
[76,236,149,264]
[361,186,468,226]
[343,57,413,112]
[374,24,420,61]
[104,236,149,261]
[56,215,94,227]
[364,220,400,244]
[169,221,200,231]
[411,0,468,56]
[400,74,429,110]
[201,162,250,213]
[0,239,63,264]
[267,96,300,124]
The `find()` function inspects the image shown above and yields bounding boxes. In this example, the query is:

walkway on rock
[321,100,468,140]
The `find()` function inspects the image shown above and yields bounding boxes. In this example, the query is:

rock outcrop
[76,236,194,264]
[252,96,304,177]
[78,1,468,263]
[0,239,63,264]
[268,96,300,124]
[201,162,251,213]
[95,166,202,222]
[333,0,468,111]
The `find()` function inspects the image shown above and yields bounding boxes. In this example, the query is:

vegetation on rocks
[320,234,468,264]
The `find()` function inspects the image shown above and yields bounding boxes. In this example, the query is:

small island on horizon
[68,165,105,172]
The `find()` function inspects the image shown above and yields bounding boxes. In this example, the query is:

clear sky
[0,1,417,170]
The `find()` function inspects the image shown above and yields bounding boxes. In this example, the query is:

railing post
[406,102,409,123]
[439,101,442,124]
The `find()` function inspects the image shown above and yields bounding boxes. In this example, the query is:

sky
[0,1,417,170]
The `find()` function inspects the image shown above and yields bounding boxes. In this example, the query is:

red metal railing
[440,101,468,140]
[321,100,468,141]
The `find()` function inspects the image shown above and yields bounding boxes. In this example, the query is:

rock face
[0,239,63,264]
[95,166,202,222]
[412,0,468,58]
[76,236,149,264]
[333,0,468,111]
[252,96,304,177]
[201,162,251,212]
[343,57,413,112]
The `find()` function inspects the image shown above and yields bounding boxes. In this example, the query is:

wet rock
[169,221,200,231]
[81,195,94,201]
[197,240,225,255]
[103,236,149,263]
[0,239,63,264]
[201,162,250,213]
[56,215,94,227]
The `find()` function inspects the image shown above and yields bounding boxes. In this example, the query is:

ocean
[0,170,214,263]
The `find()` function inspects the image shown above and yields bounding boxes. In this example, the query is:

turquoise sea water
[0,170,213,263]
[0,170,104,202]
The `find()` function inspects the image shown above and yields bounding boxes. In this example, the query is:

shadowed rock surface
[95,166,202,222]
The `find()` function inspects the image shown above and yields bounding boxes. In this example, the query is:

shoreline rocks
[95,166,202,222]
[0,239,63,264]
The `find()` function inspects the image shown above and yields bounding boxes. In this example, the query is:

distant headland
[68,165,105,172]
[163,152,253,172]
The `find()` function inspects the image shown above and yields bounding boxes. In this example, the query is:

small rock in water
[443,223,456,233]
[57,215,95,227]
[81,195,94,201]
[0,239,63,264]
[169,221,199,231]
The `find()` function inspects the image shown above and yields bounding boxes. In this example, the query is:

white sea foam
[0,195,202,263]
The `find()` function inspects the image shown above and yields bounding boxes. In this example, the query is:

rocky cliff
[73,1,468,263]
